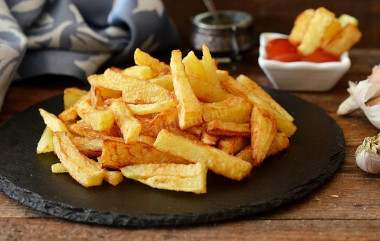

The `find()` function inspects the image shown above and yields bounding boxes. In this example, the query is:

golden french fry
[90,85,105,109]
[183,51,230,102]
[134,48,171,76]
[297,7,336,55]
[109,100,141,143]
[68,123,123,142]
[206,120,251,137]
[149,75,174,91]
[236,132,290,163]
[122,65,153,80]
[218,137,250,155]
[203,96,251,123]
[200,131,219,145]
[320,18,342,49]
[154,129,252,181]
[170,50,203,129]
[76,94,115,131]
[289,9,315,45]
[323,24,362,56]
[70,136,103,157]
[39,108,72,137]
[51,163,68,173]
[221,77,296,137]
[120,162,207,194]
[127,99,178,115]
[338,14,359,27]
[53,132,105,187]
[63,88,88,110]
[98,140,188,169]
[236,75,293,122]
[37,127,54,154]
[250,105,277,167]
[202,44,219,86]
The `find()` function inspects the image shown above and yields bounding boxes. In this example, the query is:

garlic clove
[337,96,359,115]
[355,134,380,174]
[369,64,380,83]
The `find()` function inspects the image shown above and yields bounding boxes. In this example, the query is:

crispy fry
[68,123,123,142]
[218,137,249,155]
[289,9,315,45]
[206,120,251,137]
[127,99,178,115]
[121,162,207,194]
[98,140,188,169]
[320,18,342,49]
[122,65,153,80]
[323,24,362,56]
[221,77,296,137]
[53,132,105,187]
[70,136,103,157]
[201,131,219,145]
[297,7,336,55]
[149,75,174,91]
[203,97,251,123]
[170,50,203,129]
[250,105,277,167]
[154,129,252,181]
[109,100,141,143]
[63,88,88,110]
[134,48,170,76]
[39,108,72,137]
[202,44,220,86]
[37,127,54,154]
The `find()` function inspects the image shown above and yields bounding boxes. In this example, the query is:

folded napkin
[0,0,180,109]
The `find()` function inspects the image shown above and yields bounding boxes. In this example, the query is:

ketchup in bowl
[266,38,339,63]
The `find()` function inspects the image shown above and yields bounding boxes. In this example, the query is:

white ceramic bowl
[258,32,351,91]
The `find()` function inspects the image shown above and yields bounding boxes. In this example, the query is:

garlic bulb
[355,134,380,174]
[337,64,380,129]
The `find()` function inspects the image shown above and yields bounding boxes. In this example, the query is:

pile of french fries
[37,45,297,194]
[289,7,362,56]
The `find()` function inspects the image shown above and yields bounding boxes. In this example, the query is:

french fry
[98,140,188,169]
[76,94,115,131]
[203,97,251,123]
[127,99,178,115]
[134,48,171,76]
[338,14,359,27]
[200,131,219,145]
[90,86,105,109]
[323,24,362,56]
[235,75,293,122]
[122,65,153,80]
[58,106,78,123]
[51,162,124,186]
[109,100,141,143]
[68,123,123,142]
[39,108,72,137]
[221,77,296,137]
[218,137,250,155]
[206,120,251,137]
[297,7,336,55]
[53,132,105,187]
[320,18,342,49]
[63,88,88,110]
[70,136,103,157]
[149,75,174,91]
[37,127,54,154]
[183,51,230,102]
[202,44,220,86]
[170,50,203,129]
[120,162,207,194]
[154,129,252,181]
[289,9,315,45]
[250,105,277,167]
[236,132,290,163]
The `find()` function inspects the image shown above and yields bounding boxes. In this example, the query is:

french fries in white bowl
[258,32,351,91]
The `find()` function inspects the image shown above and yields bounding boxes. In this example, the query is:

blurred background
[163,0,380,49]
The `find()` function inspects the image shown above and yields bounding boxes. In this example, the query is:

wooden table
[0,49,380,240]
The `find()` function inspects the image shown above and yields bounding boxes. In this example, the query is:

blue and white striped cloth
[0,0,180,109]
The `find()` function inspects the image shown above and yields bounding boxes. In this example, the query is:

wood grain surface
[1,48,380,240]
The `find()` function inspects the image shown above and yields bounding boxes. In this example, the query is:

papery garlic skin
[355,134,380,174]
[337,79,380,129]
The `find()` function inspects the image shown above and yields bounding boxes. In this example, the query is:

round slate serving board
[0,88,345,227]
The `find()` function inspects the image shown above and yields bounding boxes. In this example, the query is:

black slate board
[0,88,345,227]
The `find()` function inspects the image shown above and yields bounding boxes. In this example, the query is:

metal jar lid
[192,10,253,31]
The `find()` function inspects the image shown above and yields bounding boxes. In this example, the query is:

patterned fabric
[0,0,180,109]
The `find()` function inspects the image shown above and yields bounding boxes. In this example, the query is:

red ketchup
[266,38,340,63]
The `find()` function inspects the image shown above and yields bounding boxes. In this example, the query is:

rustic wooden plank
[0,218,379,241]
